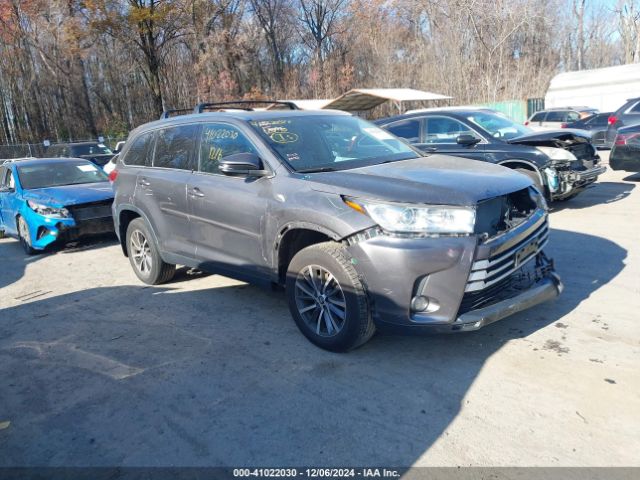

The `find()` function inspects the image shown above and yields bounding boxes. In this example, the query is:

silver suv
[111,101,562,351]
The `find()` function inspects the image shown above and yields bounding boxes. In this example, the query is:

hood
[23,182,114,208]
[305,155,532,206]
[508,129,592,148]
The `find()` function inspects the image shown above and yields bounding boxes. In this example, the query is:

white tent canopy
[323,88,452,112]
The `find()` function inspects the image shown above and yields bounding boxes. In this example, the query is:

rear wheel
[17,215,36,255]
[286,242,375,352]
[126,218,175,284]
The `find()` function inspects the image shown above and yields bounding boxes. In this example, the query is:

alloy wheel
[294,265,347,337]
[130,229,152,275]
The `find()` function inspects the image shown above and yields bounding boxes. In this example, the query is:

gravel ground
[0,155,639,467]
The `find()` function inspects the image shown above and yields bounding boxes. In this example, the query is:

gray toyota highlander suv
[112,101,563,351]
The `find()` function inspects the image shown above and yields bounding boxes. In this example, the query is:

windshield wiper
[297,167,337,173]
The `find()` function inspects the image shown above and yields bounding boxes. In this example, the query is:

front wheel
[286,242,375,352]
[125,218,175,285]
[17,215,37,255]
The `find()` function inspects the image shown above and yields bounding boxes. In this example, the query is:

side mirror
[219,153,268,176]
[457,134,481,146]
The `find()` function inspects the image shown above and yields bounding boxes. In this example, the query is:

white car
[103,154,118,175]
[525,107,598,131]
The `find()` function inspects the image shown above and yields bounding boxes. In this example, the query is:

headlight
[344,197,475,234]
[536,146,577,161]
[27,200,70,218]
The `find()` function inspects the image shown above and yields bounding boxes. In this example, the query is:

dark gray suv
[112,102,563,351]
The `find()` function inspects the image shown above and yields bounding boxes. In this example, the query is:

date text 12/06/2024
[232,468,401,478]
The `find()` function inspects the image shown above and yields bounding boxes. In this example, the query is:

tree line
[1,0,639,145]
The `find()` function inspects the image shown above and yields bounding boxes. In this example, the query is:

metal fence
[0,136,127,160]
[476,98,546,123]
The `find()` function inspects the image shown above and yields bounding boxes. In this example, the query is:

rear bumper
[610,146,640,172]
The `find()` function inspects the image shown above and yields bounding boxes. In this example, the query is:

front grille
[58,217,114,242]
[465,219,549,293]
[458,253,554,315]
[67,200,113,221]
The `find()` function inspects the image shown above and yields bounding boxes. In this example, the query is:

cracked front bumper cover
[451,271,563,331]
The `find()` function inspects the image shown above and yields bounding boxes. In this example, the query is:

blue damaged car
[0,158,114,254]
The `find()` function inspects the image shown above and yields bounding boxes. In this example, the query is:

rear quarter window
[123,131,154,166]
[384,119,421,143]
[629,101,640,113]
[530,112,546,122]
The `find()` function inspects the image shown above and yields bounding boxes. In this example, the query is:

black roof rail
[159,108,193,120]
[193,100,299,113]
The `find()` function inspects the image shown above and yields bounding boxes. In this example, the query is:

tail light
[108,169,118,182]
[615,133,639,146]
[524,121,529,126]
[560,123,568,128]
[608,115,618,125]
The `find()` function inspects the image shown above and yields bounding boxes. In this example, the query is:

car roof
[131,109,351,136]
[51,142,105,147]
[376,107,498,124]
[8,157,91,166]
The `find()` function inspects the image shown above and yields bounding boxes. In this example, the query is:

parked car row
[2,98,632,351]
[375,107,606,201]
[525,97,640,159]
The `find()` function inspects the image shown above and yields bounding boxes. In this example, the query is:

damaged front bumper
[346,209,562,333]
[547,162,607,200]
[21,210,114,251]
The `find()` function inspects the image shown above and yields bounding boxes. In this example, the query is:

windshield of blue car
[249,115,420,172]
[466,112,532,140]
[17,161,109,189]
[71,144,113,156]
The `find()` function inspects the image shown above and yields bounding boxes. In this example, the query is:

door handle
[188,187,205,198]
[137,178,151,187]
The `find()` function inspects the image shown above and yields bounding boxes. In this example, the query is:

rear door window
[423,116,479,144]
[123,131,154,166]
[545,111,567,122]
[384,119,421,143]
[198,123,258,174]
[153,124,199,170]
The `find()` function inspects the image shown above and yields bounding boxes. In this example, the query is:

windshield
[249,115,419,172]
[466,111,532,140]
[72,144,113,156]
[17,161,109,189]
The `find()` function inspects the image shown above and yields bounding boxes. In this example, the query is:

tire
[125,218,175,285]
[515,168,545,195]
[17,215,37,255]
[286,242,375,352]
